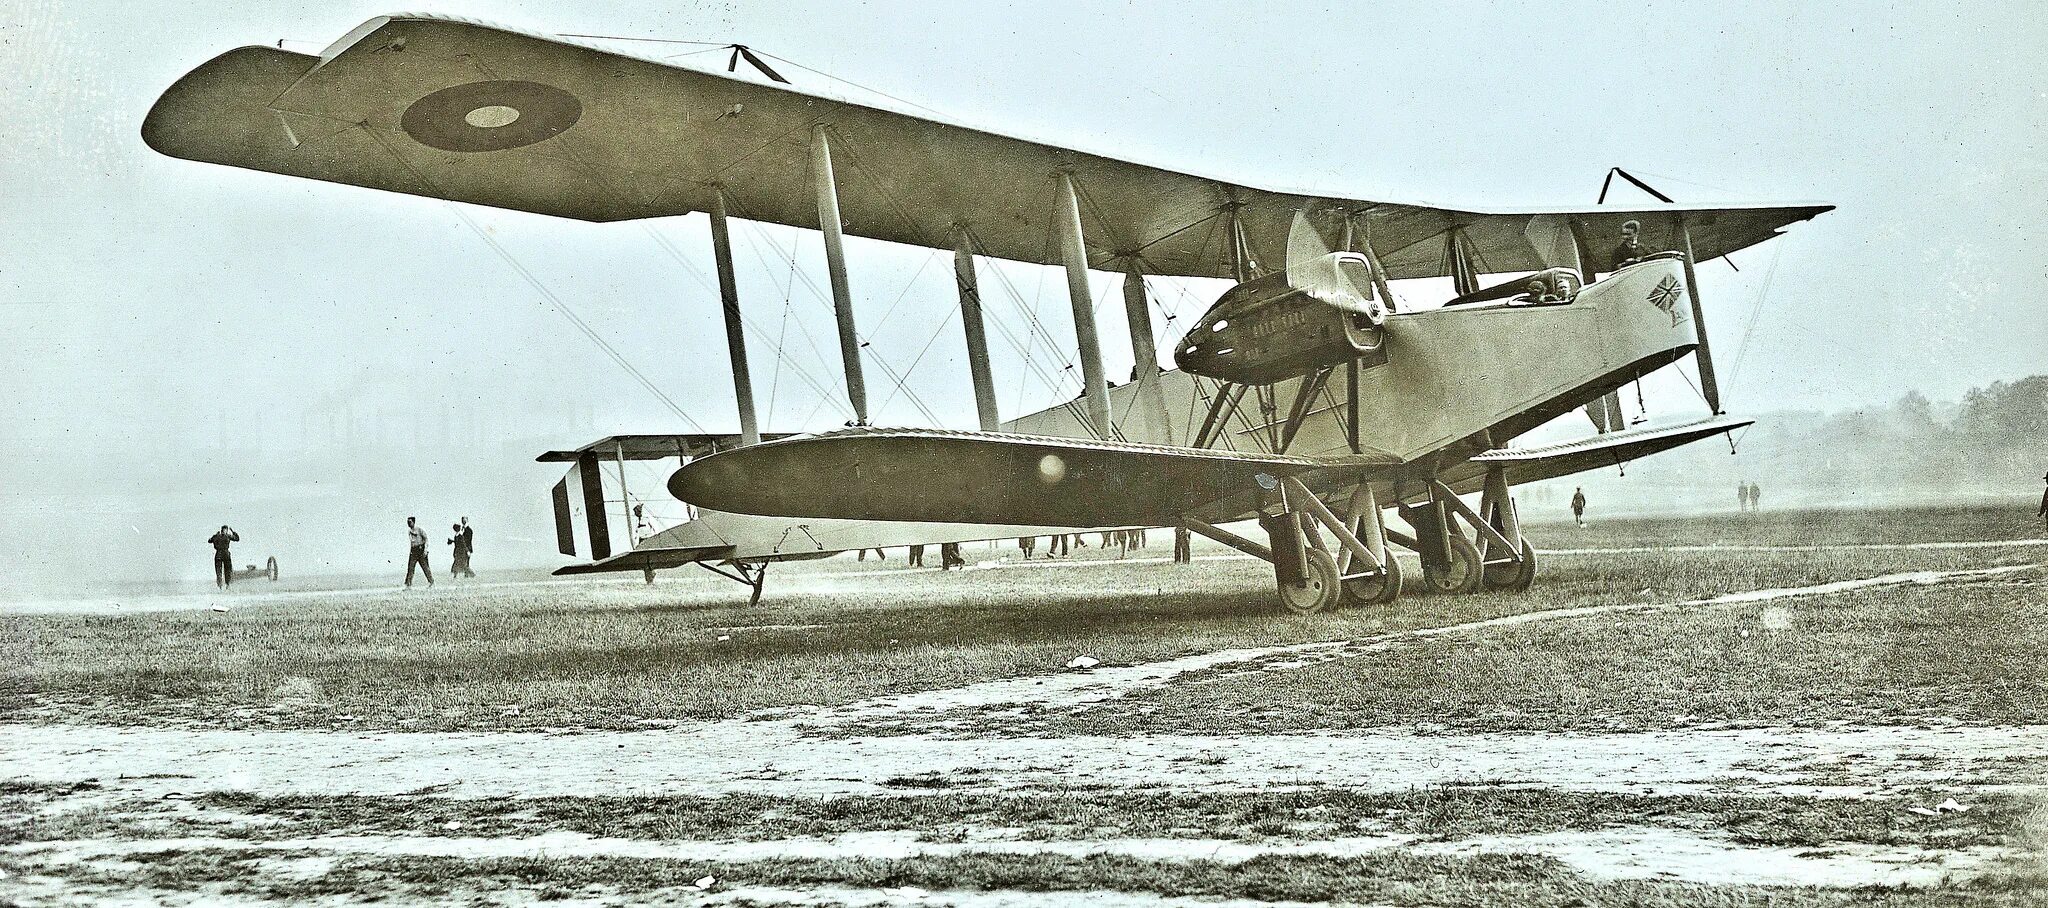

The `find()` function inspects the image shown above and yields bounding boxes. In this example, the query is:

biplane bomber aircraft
[146,14,1830,613]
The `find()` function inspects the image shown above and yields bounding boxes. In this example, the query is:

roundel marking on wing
[401,81,582,152]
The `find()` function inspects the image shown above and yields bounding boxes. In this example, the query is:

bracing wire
[729,224,852,406]
[877,306,959,413]
[446,200,707,432]
[749,49,952,119]
[1725,240,1787,390]
[725,212,946,425]
[640,224,851,420]
[354,125,709,433]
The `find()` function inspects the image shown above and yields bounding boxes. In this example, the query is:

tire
[265,556,279,582]
[1482,537,1536,592]
[1276,547,1341,615]
[1421,534,1483,594]
[1341,554,1402,606]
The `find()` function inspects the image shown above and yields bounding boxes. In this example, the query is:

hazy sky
[2,0,2043,587]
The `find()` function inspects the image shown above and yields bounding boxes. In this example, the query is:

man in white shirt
[405,516,434,588]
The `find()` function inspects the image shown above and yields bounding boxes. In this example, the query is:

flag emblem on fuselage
[1647,275,1685,327]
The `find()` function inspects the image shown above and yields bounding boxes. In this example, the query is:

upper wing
[144,15,1831,280]
[669,427,1402,528]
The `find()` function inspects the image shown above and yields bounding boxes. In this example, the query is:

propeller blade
[1283,209,1382,322]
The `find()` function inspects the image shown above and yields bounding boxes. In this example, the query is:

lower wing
[670,428,1402,528]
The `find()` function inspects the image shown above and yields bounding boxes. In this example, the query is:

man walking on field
[1570,487,1588,529]
[208,525,240,590]
[404,516,433,588]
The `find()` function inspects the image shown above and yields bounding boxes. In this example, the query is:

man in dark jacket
[208,525,240,589]
[448,523,473,579]
[1613,220,1646,268]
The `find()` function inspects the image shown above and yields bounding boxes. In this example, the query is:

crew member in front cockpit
[1613,220,1646,268]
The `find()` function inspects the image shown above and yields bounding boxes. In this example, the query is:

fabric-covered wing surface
[1451,416,1754,492]
[669,427,1401,528]
[145,15,1830,280]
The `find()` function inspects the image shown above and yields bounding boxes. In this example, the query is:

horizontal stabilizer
[536,433,797,463]
[671,427,1401,528]
[1468,416,1753,486]
[551,544,735,576]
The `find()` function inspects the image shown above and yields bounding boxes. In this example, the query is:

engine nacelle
[1175,256,1387,385]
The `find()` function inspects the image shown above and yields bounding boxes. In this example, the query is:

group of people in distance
[856,527,1200,569]
[404,516,476,588]
[207,516,477,591]
[1737,481,1765,512]
[1020,528,1150,560]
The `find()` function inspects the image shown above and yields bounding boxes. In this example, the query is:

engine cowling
[1175,254,1387,385]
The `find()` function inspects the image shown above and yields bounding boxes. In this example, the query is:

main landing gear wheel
[1482,537,1537,592]
[265,556,279,582]
[1277,548,1341,615]
[1341,555,1402,606]
[1421,534,1484,594]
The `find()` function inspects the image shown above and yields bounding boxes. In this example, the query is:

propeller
[1282,208,1386,326]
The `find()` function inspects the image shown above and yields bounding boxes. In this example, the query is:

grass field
[2,502,2045,906]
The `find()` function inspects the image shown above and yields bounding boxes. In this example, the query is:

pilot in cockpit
[1513,274,1567,305]
[1614,220,1646,267]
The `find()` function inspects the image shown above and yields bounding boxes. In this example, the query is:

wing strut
[810,124,870,424]
[1055,172,1112,438]
[1120,262,1173,441]
[1678,216,1723,414]
[708,189,761,445]
[952,231,1002,431]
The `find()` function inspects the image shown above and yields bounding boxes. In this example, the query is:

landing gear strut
[1399,470,1537,595]
[1184,475,1403,615]
[1186,469,1537,614]
[696,560,771,605]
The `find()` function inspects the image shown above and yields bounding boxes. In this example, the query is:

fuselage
[1009,258,1696,464]
[640,259,1697,561]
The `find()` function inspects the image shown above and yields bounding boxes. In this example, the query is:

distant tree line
[1555,375,2047,511]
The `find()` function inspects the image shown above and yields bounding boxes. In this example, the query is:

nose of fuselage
[1174,313,1240,377]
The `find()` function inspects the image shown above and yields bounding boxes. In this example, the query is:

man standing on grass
[447,522,473,579]
[1570,487,1588,529]
[1173,524,1192,563]
[208,525,240,590]
[1018,535,1036,559]
[2038,472,2047,533]
[458,517,476,576]
[405,516,433,588]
